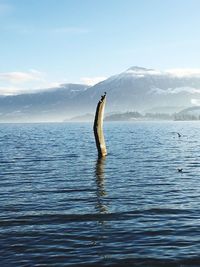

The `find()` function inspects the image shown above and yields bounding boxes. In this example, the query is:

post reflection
[95,157,108,214]
[93,157,109,262]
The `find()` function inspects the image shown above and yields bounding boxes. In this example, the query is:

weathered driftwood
[93,93,107,157]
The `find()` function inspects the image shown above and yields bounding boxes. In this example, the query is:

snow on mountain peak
[127,66,153,72]
[126,66,200,78]
[125,66,161,76]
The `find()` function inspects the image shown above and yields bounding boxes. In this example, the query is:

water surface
[1,122,200,266]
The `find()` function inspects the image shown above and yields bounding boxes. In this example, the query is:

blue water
[1,122,200,266]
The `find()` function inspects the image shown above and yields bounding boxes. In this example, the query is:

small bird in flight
[177,168,183,173]
[177,132,181,138]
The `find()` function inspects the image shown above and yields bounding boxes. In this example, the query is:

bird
[177,132,181,138]
[177,168,183,173]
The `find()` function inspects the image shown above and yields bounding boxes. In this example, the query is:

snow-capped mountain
[81,66,200,113]
[1,66,200,122]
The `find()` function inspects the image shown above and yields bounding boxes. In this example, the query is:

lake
[1,121,200,266]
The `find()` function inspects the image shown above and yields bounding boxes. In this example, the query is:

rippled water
[1,122,200,266]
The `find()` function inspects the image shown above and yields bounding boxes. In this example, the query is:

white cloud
[0,82,63,96]
[0,70,53,95]
[191,98,200,105]
[166,69,200,77]
[0,86,21,96]
[0,69,73,95]
[151,86,200,95]
[42,81,62,88]
[80,76,107,86]
[126,68,200,78]
[0,70,44,84]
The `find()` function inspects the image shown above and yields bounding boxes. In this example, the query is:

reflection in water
[95,157,108,214]
[94,157,109,262]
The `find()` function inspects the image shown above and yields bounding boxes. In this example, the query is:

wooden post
[95,157,107,213]
[93,93,107,157]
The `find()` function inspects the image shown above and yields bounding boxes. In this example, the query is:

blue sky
[0,0,200,94]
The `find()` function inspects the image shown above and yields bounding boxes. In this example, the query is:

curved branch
[93,94,107,157]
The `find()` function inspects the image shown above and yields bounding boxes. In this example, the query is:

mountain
[179,106,200,115]
[174,106,200,120]
[66,113,94,122]
[79,66,200,114]
[0,84,89,122]
[105,111,143,121]
[1,66,200,122]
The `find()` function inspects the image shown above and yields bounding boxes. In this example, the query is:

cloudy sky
[0,0,200,94]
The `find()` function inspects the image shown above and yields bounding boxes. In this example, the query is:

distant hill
[1,66,200,122]
[0,84,89,122]
[105,111,142,121]
[65,113,94,122]
[179,106,200,115]
[105,111,173,121]
[174,106,200,120]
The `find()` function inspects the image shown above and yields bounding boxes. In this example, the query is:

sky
[0,0,200,95]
